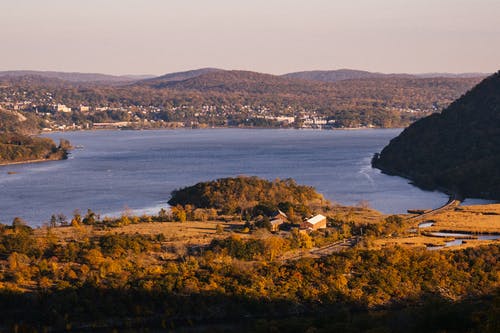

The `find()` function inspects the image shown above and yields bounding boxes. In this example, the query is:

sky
[1,0,499,75]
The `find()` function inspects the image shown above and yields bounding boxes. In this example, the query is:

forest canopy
[0,132,69,163]
[373,71,500,199]
[168,176,329,217]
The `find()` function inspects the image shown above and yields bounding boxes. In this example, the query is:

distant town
[0,69,483,132]
[0,99,438,132]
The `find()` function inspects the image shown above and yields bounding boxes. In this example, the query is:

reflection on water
[427,231,500,250]
[418,222,434,228]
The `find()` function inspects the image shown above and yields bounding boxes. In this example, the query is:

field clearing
[441,239,500,251]
[373,204,500,250]
[373,235,499,250]
[36,220,246,246]
[373,236,448,249]
[330,205,384,224]
[426,204,500,234]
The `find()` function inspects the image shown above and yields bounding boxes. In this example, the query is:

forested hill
[0,69,484,130]
[282,69,487,82]
[0,70,153,84]
[0,108,70,164]
[136,70,328,93]
[282,69,414,82]
[373,71,500,200]
[139,67,222,85]
[168,176,328,217]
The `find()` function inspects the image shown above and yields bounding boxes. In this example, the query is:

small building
[92,122,130,129]
[54,104,72,113]
[79,105,90,112]
[270,218,285,232]
[270,209,288,222]
[300,214,327,231]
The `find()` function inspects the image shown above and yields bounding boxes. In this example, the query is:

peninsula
[373,71,500,200]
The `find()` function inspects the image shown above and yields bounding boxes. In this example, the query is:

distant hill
[137,69,326,94]
[283,69,487,82]
[416,72,489,79]
[282,69,414,82]
[373,71,500,200]
[137,69,481,112]
[140,68,222,85]
[0,70,155,83]
[0,68,483,130]
[138,69,480,96]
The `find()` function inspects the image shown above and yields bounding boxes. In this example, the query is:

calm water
[0,129,453,226]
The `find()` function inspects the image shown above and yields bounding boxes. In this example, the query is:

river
[0,128,456,226]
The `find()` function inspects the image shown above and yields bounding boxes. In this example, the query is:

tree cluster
[168,176,329,219]
[0,218,498,331]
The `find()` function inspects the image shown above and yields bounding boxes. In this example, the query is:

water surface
[0,129,450,225]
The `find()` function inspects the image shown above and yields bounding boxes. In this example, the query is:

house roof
[306,214,326,225]
[272,209,288,219]
[270,218,285,226]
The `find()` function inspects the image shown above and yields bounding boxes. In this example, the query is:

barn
[300,214,327,230]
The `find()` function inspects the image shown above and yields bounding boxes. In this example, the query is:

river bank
[373,203,500,250]
[0,156,66,167]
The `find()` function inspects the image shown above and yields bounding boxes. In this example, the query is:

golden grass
[426,204,500,234]
[372,236,448,249]
[35,220,246,246]
[372,204,500,251]
[441,239,500,251]
[329,205,384,224]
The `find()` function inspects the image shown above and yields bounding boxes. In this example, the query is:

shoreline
[42,126,402,135]
[0,156,65,167]
[372,161,499,204]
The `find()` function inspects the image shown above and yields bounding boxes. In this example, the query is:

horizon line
[0,67,493,78]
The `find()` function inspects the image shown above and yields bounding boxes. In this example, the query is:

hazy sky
[1,0,499,75]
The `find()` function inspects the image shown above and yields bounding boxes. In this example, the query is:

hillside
[136,70,480,113]
[139,67,222,85]
[0,69,483,130]
[373,71,500,199]
[168,176,328,217]
[0,205,498,331]
[0,108,70,164]
[0,70,153,83]
[283,69,486,82]
[138,70,329,94]
[0,132,69,164]
[0,108,40,134]
[282,69,414,82]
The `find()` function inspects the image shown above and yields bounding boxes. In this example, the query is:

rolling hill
[282,69,487,82]
[372,71,500,199]
[136,69,329,94]
[282,69,414,82]
[0,70,155,84]
[139,68,222,85]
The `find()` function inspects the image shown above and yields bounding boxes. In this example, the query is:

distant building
[92,122,130,129]
[54,104,72,113]
[269,210,288,232]
[270,210,288,222]
[270,218,285,232]
[300,214,327,230]
[79,105,90,112]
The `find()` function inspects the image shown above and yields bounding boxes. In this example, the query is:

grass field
[36,220,245,246]
[374,204,500,250]
[372,236,448,249]
[33,204,499,256]
[329,204,383,224]
[425,204,500,234]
